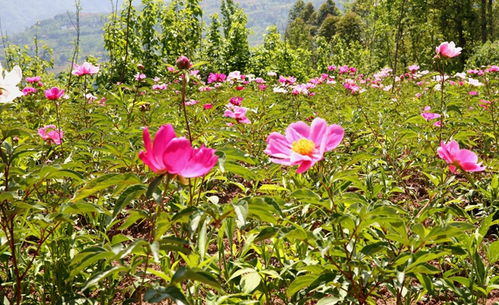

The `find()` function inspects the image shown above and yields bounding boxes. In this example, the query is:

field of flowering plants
[0,44,498,305]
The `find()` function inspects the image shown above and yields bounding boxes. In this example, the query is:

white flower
[467,78,483,87]
[0,64,23,103]
[454,72,466,79]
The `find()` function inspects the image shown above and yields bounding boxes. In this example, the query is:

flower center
[292,138,315,156]
[0,87,4,96]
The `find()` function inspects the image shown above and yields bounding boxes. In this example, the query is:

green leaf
[172,267,222,291]
[72,173,140,202]
[143,286,189,304]
[113,184,147,217]
[287,274,317,297]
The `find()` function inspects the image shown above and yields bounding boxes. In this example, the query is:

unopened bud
[176,56,192,70]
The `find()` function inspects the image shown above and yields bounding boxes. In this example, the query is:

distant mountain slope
[0,0,343,70]
[0,0,123,34]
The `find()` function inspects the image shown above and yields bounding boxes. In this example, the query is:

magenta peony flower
[139,124,218,177]
[26,76,41,83]
[437,140,485,174]
[44,87,65,100]
[435,41,462,58]
[38,125,63,145]
[203,103,213,110]
[72,62,99,76]
[207,73,227,84]
[265,118,344,173]
[229,96,243,106]
[468,91,478,96]
[22,87,37,96]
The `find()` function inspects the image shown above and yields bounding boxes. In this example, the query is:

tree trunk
[481,0,487,43]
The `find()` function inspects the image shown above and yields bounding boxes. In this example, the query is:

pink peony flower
[408,65,420,73]
[135,73,146,81]
[478,99,492,109]
[207,73,227,83]
[433,121,442,127]
[421,106,441,121]
[72,62,99,76]
[152,84,167,91]
[437,140,485,174]
[278,76,296,85]
[485,65,498,73]
[44,87,65,100]
[435,41,462,58]
[229,96,243,106]
[203,103,213,110]
[38,125,63,145]
[22,87,37,96]
[26,76,41,83]
[139,124,218,177]
[338,65,349,74]
[223,104,251,124]
[258,84,267,91]
[265,118,344,173]
[327,65,336,71]
[184,99,198,106]
[468,91,478,96]
[343,79,362,95]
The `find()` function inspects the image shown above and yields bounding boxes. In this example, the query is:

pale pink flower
[421,106,441,121]
[135,73,146,81]
[224,104,251,124]
[437,140,485,174]
[408,65,420,73]
[72,62,99,76]
[435,41,462,58]
[152,84,167,90]
[265,118,344,173]
[478,99,492,109]
[139,125,218,177]
[38,125,63,144]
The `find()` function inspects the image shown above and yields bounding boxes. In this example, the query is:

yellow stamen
[292,138,315,156]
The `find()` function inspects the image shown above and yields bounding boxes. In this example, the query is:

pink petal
[325,124,344,151]
[285,121,310,142]
[265,132,291,158]
[456,149,478,164]
[296,161,313,173]
[179,147,218,178]
[153,124,176,158]
[162,138,193,175]
[460,162,485,172]
[309,118,328,153]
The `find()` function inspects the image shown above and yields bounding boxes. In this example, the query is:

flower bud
[176,56,192,70]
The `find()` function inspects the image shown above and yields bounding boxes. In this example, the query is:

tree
[317,0,340,25]
[336,11,363,44]
[318,15,339,41]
